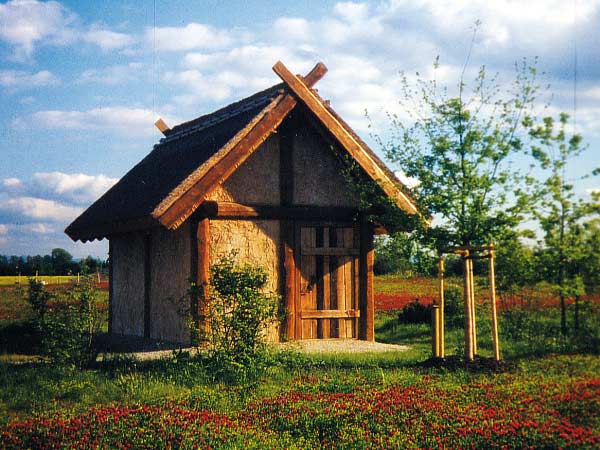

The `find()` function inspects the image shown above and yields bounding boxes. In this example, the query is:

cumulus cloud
[31,172,118,205]
[24,223,55,234]
[3,172,118,206]
[77,63,143,85]
[83,25,135,50]
[0,171,118,256]
[0,0,77,59]
[0,0,134,60]
[0,70,59,90]
[148,23,236,52]
[11,106,166,135]
[0,195,82,223]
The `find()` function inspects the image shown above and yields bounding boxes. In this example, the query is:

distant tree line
[0,248,106,276]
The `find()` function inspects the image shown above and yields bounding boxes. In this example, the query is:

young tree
[526,113,599,335]
[380,57,541,249]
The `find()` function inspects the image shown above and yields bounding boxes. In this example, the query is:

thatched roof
[66,61,419,242]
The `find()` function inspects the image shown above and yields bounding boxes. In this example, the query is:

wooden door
[298,225,360,339]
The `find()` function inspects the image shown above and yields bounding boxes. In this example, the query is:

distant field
[0,275,78,286]
[373,275,600,311]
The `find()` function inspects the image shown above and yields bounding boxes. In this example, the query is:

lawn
[0,276,598,448]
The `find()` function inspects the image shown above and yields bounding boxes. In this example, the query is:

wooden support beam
[432,304,440,357]
[463,251,474,361]
[272,60,419,216]
[438,256,445,358]
[154,118,171,135]
[278,118,297,340]
[197,201,359,221]
[489,247,501,361]
[143,233,152,339]
[300,309,360,319]
[282,221,296,340]
[196,218,210,335]
[108,238,113,334]
[359,220,375,341]
[469,257,477,355]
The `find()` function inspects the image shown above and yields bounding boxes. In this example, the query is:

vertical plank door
[299,225,359,339]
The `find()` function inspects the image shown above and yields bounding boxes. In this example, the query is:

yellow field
[0,275,78,286]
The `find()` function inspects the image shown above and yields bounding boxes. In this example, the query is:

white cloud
[0,0,135,59]
[83,25,135,50]
[3,178,22,188]
[24,223,55,234]
[77,63,143,85]
[0,70,59,90]
[0,195,82,222]
[0,0,77,59]
[3,172,118,206]
[273,17,311,41]
[0,224,7,234]
[148,23,235,52]
[12,106,166,135]
[334,2,370,23]
[31,172,118,205]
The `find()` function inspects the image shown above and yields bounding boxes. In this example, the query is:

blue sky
[0,0,599,259]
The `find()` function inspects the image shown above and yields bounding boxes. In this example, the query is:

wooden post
[282,221,296,339]
[489,246,501,361]
[108,239,113,334]
[279,118,297,340]
[143,233,152,339]
[463,251,474,361]
[432,304,439,357]
[468,257,477,355]
[359,220,375,341]
[196,218,210,336]
[35,270,38,282]
[438,256,445,358]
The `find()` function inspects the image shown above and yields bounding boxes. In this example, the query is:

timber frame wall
[184,117,375,342]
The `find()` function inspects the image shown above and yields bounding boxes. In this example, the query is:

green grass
[0,276,599,448]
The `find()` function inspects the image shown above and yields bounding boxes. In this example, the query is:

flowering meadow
[1,355,599,449]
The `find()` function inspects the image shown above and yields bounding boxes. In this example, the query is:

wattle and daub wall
[110,112,361,343]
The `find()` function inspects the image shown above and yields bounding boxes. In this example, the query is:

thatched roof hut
[66,61,420,344]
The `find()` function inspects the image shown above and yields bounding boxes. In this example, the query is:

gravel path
[277,339,409,354]
[100,340,409,361]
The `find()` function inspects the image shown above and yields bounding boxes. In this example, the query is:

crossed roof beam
[152,60,419,230]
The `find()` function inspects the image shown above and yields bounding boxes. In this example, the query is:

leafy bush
[202,253,278,382]
[397,299,431,324]
[40,278,101,368]
[26,279,51,326]
[443,286,465,328]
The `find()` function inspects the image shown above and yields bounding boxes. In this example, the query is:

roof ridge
[159,83,284,145]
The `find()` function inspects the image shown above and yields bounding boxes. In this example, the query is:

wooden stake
[35,270,38,282]
[468,257,477,355]
[463,251,474,361]
[438,257,445,358]
[432,304,440,357]
[489,246,501,361]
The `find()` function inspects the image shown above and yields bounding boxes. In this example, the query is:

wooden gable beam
[272,61,419,216]
[153,62,328,230]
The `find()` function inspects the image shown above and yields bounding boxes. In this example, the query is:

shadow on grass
[0,321,41,355]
